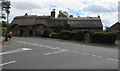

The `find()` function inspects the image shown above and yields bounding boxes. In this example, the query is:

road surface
[1,37,118,69]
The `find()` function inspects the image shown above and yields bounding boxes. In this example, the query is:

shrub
[53,21,71,33]
[2,27,7,37]
[92,32,117,44]
[69,31,76,40]
[58,30,72,40]
[51,32,58,38]
[75,30,88,41]
[41,29,51,37]
[56,30,93,41]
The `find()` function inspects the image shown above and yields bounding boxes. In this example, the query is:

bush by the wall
[69,31,76,40]
[51,32,58,38]
[50,30,117,44]
[57,30,72,40]
[92,32,117,44]
[75,30,88,41]
[56,30,93,41]
[41,29,51,37]
[2,27,7,37]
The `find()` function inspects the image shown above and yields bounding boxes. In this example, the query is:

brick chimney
[98,15,100,18]
[51,9,55,17]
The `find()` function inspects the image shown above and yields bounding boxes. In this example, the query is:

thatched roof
[68,17,101,20]
[11,15,103,28]
[11,15,37,26]
[68,17,103,28]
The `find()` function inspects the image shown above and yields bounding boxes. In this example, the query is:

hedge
[51,32,58,38]
[75,30,87,41]
[50,30,117,44]
[41,29,51,37]
[51,30,93,41]
[92,32,117,44]
[57,30,72,40]
[2,27,7,37]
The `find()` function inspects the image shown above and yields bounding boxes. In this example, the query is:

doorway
[29,30,33,36]
[20,30,23,36]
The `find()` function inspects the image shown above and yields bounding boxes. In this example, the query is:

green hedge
[51,32,58,38]
[2,27,7,37]
[92,32,117,44]
[51,30,93,41]
[57,30,72,40]
[75,30,87,41]
[50,30,117,44]
[41,29,51,37]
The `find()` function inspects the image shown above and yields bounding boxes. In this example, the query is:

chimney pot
[51,9,55,17]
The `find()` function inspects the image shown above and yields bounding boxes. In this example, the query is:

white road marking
[16,41,20,43]
[43,49,68,56]
[44,45,49,48]
[47,46,53,48]
[39,44,44,47]
[0,61,15,66]
[55,47,61,50]
[95,47,101,48]
[71,50,79,53]
[107,58,118,62]
[0,48,31,55]
[82,53,90,55]
[92,55,102,58]
[43,53,52,55]
[51,47,56,49]
[31,43,35,46]
[23,42,26,44]
[34,44,39,46]
[27,42,31,45]
[61,49,69,51]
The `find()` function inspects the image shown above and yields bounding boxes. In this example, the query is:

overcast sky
[7,0,120,29]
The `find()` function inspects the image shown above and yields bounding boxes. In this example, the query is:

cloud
[83,5,117,13]
[8,0,119,29]
[12,2,41,10]
[49,5,57,8]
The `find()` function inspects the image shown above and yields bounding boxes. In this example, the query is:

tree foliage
[69,15,73,17]
[57,10,69,18]
[54,21,71,33]
[2,21,7,27]
[1,1,11,13]
[1,1,11,21]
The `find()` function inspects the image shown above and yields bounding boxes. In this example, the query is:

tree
[69,15,73,17]
[54,21,71,33]
[2,21,7,27]
[57,10,69,18]
[2,1,11,24]
[1,0,11,41]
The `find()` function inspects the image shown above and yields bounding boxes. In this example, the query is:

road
[1,37,118,69]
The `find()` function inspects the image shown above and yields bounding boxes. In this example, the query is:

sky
[2,0,120,29]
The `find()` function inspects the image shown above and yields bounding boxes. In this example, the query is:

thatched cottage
[11,10,103,36]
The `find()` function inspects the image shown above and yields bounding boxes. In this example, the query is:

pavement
[2,39,16,46]
[1,37,118,69]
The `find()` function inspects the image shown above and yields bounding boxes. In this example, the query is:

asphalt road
[1,37,118,69]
